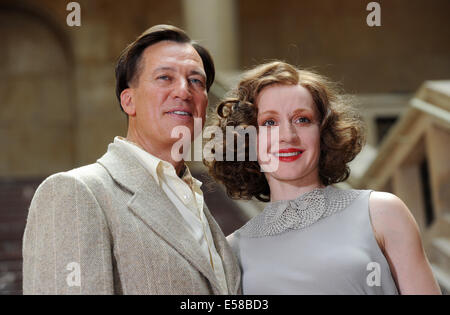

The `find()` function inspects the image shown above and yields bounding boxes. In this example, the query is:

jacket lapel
[204,205,242,294]
[97,142,223,294]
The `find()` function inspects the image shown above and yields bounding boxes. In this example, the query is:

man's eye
[189,78,204,86]
[262,119,276,126]
[157,75,170,81]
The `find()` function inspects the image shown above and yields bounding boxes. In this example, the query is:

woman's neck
[266,173,324,202]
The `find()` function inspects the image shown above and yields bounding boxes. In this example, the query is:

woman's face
[256,84,321,186]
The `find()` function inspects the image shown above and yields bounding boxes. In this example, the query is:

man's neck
[125,132,186,177]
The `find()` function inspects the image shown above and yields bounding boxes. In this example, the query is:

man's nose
[173,78,192,101]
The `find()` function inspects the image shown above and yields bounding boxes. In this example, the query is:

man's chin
[165,115,204,136]
[165,112,194,123]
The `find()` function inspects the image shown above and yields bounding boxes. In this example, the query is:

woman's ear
[120,88,136,116]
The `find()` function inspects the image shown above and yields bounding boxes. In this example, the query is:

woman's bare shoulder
[369,191,421,251]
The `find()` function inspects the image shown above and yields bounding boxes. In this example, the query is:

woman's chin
[266,171,304,182]
[265,167,320,186]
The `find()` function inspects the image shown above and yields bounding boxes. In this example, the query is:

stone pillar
[426,124,450,217]
[181,0,239,73]
[392,165,427,232]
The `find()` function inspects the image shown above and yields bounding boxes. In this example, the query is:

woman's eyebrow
[291,108,315,116]
[292,108,311,113]
[258,110,279,116]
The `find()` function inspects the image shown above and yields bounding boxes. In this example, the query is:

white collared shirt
[114,137,228,294]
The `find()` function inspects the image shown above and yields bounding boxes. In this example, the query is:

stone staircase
[429,214,450,294]
[350,81,450,295]
[0,178,43,295]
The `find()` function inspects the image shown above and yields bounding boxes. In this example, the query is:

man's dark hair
[115,24,215,112]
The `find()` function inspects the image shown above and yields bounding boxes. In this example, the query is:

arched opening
[0,6,74,294]
[0,7,75,178]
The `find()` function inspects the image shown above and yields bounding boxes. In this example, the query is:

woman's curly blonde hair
[204,61,366,202]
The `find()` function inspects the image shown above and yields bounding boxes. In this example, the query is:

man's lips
[165,109,193,119]
[273,148,303,162]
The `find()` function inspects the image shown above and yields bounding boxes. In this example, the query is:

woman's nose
[279,122,299,144]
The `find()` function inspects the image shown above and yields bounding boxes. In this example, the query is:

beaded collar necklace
[238,186,362,238]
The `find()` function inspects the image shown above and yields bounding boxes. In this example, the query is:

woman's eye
[157,75,170,81]
[262,119,276,126]
[295,117,311,124]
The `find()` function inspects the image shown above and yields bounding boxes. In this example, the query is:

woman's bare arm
[369,191,441,295]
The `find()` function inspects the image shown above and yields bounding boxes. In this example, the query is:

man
[22,25,241,294]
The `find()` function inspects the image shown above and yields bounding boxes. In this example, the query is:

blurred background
[0,0,449,294]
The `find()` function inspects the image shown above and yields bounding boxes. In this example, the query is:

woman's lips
[274,148,303,162]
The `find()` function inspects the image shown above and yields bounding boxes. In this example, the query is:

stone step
[0,242,22,262]
[0,250,22,262]
[0,259,22,273]
[443,213,450,227]
[0,271,22,295]
[0,219,26,241]
[431,264,450,295]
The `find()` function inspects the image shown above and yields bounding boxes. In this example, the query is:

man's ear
[120,88,136,116]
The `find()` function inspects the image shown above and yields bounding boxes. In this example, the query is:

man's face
[122,41,208,152]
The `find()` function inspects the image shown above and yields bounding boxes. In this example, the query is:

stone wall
[0,0,449,295]
[238,0,450,94]
[0,0,184,176]
[0,0,185,294]
[2,0,449,175]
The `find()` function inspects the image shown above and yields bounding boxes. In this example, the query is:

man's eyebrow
[152,67,206,79]
[189,69,206,79]
[153,66,175,73]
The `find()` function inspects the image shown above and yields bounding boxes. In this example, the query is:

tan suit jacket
[22,142,241,294]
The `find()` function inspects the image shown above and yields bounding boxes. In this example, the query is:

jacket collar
[97,142,240,294]
[203,205,242,294]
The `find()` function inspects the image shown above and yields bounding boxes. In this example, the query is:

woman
[204,61,441,294]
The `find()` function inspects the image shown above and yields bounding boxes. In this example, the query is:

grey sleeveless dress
[228,186,399,295]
